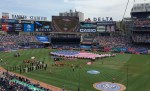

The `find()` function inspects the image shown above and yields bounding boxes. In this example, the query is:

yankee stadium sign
[11,14,47,21]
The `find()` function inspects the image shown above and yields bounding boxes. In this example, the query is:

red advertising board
[2,23,9,31]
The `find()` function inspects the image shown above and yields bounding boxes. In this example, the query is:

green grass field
[0,48,150,91]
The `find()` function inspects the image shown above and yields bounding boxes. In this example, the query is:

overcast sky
[0,0,149,21]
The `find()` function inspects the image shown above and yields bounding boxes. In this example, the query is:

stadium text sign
[93,17,113,22]
[80,29,96,32]
[11,14,47,21]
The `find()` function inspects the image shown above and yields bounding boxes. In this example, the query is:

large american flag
[50,50,114,59]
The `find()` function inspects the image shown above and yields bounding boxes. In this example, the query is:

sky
[0,0,149,21]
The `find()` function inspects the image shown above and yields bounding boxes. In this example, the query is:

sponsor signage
[20,20,34,23]
[97,26,105,32]
[2,23,13,31]
[93,17,113,22]
[2,24,8,31]
[14,24,23,31]
[12,14,47,21]
[35,21,52,32]
[24,24,34,32]
[36,36,49,43]
[96,21,116,26]
[80,28,97,32]
[80,22,96,28]
[1,19,19,23]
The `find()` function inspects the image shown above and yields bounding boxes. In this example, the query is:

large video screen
[52,16,80,32]
[35,21,52,32]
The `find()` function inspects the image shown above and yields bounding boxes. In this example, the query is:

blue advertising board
[24,24,34,32]
[1,19,18,23]
[35,21,52,32]
[36,36,50,43]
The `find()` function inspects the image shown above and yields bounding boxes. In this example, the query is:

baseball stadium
[0,0,150,91]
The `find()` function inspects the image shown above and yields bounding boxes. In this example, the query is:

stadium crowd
[0,34,149,53]
[134,19,150,27]
[0,35,40,51]
[132,33,150,43]
[96,36,131,48]
[0,35,38,43]
[0,72,51,91]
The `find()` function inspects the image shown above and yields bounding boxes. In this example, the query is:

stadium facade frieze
[1,12,47,21]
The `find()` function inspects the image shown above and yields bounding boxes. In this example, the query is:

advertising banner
[24,24,34,32]
[2,24,8,31]
[20,20,34,24]
[2,23,13,31]
[97,26,105,32]
[80,28,97,33]
[80,22,97,28]
[35,21,52,32]
[1,19,18,23]
[36,36,50,43]
[96,21,116,26]
[14,24,23,31]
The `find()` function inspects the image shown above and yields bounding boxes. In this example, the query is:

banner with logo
[20,20,34,23]
[2,23,13,31]
[36,36,50,43]
[80,22,97,28]
[24,24,34,32]
[97,26,105,32]
[1,19,18,23]
[2,23,8,31]
[80,28,97,33]
[14,24,23,31]
[35,21,52,32]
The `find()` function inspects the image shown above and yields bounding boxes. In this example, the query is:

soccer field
[0,48,150,91]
